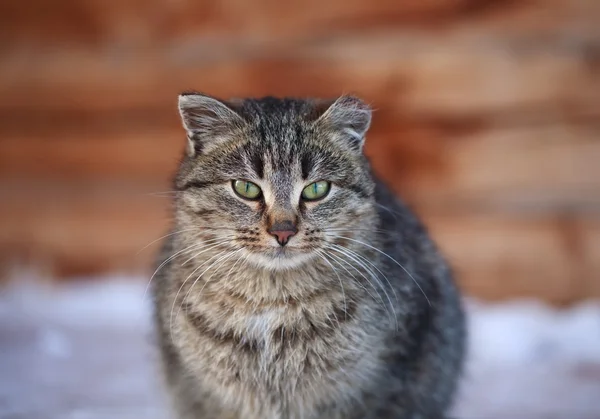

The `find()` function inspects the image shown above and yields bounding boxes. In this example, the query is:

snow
[455,300,600,419]
[1,275,599,419]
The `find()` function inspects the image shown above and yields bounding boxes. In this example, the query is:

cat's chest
[183,302,361,379]
[243,309,282,348]
[176,299,381,418]
[237,307,318,370]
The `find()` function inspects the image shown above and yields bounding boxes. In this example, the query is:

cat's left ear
[178,92,246,157]
[315,95,372,152]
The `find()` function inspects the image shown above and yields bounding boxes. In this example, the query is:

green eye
[301,181,331,201]
[232,180,262,200]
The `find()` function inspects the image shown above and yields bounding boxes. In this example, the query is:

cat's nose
[268,220,298,246]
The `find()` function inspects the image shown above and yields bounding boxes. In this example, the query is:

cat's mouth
[266,245,302,258]
[246,244,318,270]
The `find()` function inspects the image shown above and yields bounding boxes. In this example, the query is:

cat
[151,92,466,419]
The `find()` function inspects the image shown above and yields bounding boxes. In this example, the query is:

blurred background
[1,0,599,304]
[0,1,600,418]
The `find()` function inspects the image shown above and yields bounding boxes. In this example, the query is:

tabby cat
[151,92,466,419]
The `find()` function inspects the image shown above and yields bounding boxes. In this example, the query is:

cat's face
[174,94,376,270]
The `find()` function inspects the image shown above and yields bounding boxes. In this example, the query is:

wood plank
[0,185,172,277]
[1,185,598,303]
[2,121,599,211]
[422,212,600,304]
[1,31,597,114]
[1,0,598,47]
[579,218,600,300]
[0,128,183,181]
[369,124,600,211]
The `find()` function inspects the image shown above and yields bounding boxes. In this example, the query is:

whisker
[198,226,246,233]
[169,248,237,341]
[224,250,248,281]
[315,249,347,322]
[325,249,384,306]
[142,241,211,303]
[142,236,235,303]
[332,235,431,307]
[374,203,404,220]
[145,191,181,197]
[330,243,399,306]
[172,249,244,340]
[203,248,245,288]
[180,237,235,266]
[168,242,238,335]
[320,227,399,237]
[325,249,391,322]
[136,228,198,255]
[326,245,397,330]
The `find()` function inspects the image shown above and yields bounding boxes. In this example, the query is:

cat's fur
[152,93,466,419]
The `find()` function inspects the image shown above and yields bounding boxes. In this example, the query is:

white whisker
[136,228,198,255]
[168,248,230,338]
[315,250,347,321]
[180,237,235,266]
[225,251,249,281]
[326,245,397,330]
[374,203,403,220]
[321,227,397,237]
[331,243,399,306]
[326,248,391,317]
[333,235,431,307]
[325,249,382,305]
[142,241,213,303]
[171,249,243,341]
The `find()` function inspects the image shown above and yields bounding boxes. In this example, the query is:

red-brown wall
[1,0,599,303]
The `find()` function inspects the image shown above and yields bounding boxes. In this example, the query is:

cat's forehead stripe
[248,149,264,179]
[301,154,313,180]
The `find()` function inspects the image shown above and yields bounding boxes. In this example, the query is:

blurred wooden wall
[0,0,599,303]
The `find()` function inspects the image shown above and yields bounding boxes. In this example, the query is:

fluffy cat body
[152,94,466,419]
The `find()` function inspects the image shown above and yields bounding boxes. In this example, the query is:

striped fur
[152,94,466,419]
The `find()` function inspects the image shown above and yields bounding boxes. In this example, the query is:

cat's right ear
[178,92,246,157]
[314,95,372,153]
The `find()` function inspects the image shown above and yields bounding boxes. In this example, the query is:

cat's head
[173,93,377,271]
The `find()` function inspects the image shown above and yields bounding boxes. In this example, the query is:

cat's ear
[178,92,246,157]
[315,95,372,152]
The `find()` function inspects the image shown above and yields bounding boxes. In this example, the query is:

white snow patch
[0,275,599,419]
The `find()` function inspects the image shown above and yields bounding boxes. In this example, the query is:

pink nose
[270,230,296,246]
[268,221,298,246]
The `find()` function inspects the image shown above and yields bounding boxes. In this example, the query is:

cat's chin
[245,247,317,271]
